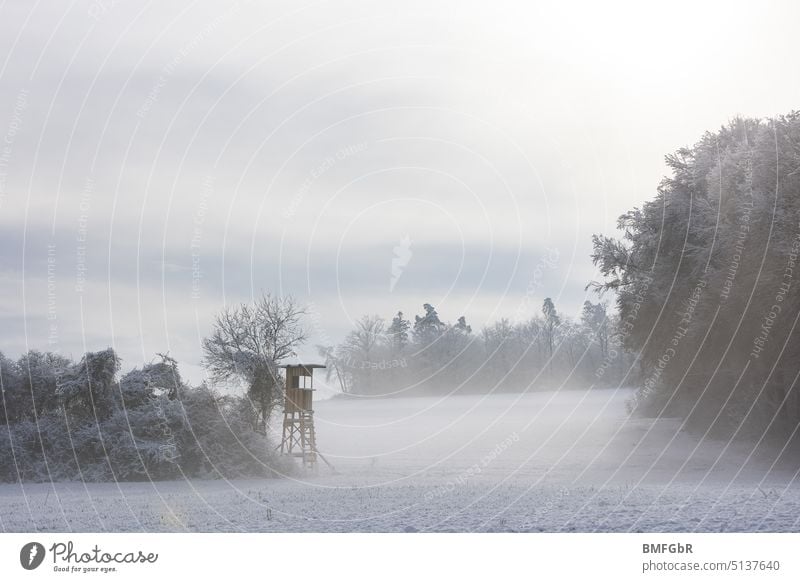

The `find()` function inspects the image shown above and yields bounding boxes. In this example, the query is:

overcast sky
[1,0,798,384]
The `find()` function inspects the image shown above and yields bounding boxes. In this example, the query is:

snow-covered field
[2,388,799,532]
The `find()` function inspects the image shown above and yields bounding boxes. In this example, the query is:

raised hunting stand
[278,364,331,470]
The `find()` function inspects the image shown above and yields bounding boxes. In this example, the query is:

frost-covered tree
[455,316,472,334]
[542,298,561,374]
[202,293,307,431]
[581,301,610,362]
[0,352,24,423]
[413,303,445,344]
[482,318,515,373]
[316,344,352,394]
[338,315,385,393]
[387,311,411,354]
[116,353,183,409]
[56,348,120,420]
[591,111,800,438]
[1,351,71,423]
[558,319,586,372]
[344,315,385,360]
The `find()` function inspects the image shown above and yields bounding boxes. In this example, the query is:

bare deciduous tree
[202,293,307,431]
[316,344,351,394]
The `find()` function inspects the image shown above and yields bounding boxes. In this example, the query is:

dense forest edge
[591,111,800,443]
[2,111,799,482]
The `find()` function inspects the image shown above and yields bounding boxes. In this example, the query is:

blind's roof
[279,363,326,369]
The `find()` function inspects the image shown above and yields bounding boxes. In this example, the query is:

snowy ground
[2,388,799,532]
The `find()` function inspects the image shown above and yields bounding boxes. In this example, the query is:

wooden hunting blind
[279,364,325,469]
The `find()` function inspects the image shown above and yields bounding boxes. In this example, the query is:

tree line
[317,298,633,396]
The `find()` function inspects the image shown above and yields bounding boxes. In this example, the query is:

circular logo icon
[20,542,46,570]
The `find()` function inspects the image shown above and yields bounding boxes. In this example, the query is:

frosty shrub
[176,386,291,479]
[56,348,120,421]
[0,349,288,483]
[1,351,70,423]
